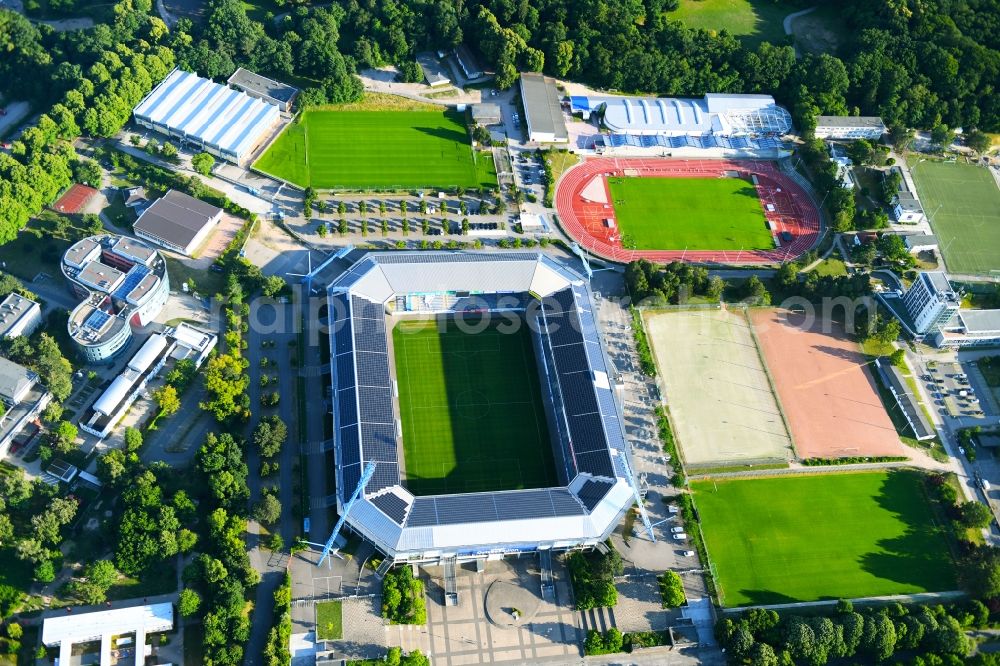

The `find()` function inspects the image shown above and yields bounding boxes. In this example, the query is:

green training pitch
[253,109,497,190]
[692,471,956,607]
[608,176,773,251]
[908,159,1000,275]
[392,317,557,496]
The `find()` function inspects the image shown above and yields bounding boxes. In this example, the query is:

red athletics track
[555,158,821,265]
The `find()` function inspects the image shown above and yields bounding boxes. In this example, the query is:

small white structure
[42,602,173,666]
[904,234,938,253]
[814,116,887,140]
[0,293,42,339]
[167,322,218,368]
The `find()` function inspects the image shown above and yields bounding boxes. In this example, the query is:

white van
[672,533,688,540]
[670,526,685,534]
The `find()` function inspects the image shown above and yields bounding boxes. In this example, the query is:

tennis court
[645,308,794,466]
[909,159,1000,275]
[392,317,557,496]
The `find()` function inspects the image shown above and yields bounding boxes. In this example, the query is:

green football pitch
[908,159,1000,275]
[392,317,557,496]
[607,176,774,251]
[692,471,956,607]
[253,109,498,190]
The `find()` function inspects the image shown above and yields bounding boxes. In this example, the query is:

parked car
[671,533,688,541]
[667,505,679,514]
[681,550,696,557]
[670,526,685,534]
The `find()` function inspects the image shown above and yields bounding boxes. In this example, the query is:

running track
[555,158,821,264]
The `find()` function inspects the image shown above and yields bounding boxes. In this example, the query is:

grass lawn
[316,600,343,640]
[0,211,95,282]
[0,548,31,616]
[255,109,497,191]
[811,256,847,277]
[669,0,796,48]
[692,471,957,607]
[608,176,773,251]
[106,561,178,601]
[393,316,557,495]
[909,158,1000,275]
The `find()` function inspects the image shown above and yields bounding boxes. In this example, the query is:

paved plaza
[391,559,583,665]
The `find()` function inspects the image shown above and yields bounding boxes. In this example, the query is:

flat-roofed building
[62,235,170,363]
[471,103,502,126]
[133,68,282,165]
[815,116,887,140]
[934,309,1000,348]
[42,602,173,666]
[887,166,925,223]
[0,294,41,339]
[133,189,223,257]
[227,66,299,113]
[0,356,51,459]
[519,73,568,143]
[416,52,451,87]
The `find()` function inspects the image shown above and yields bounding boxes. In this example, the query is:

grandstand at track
[555,158,821,264]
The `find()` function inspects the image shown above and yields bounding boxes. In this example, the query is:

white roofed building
[133,68,283,165]
[42,602,173,666]
[0,293,42,339]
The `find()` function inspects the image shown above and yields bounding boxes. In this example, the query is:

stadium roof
[134,189,222,251]
[520,73,569,141]
[573,93,792,136]
[133,68,280,159]
[328,252,634,558]
[226,67,298,104]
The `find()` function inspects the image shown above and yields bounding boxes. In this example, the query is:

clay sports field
[645,308,793,466]
[751,309,904,459]
[555,158,820,264]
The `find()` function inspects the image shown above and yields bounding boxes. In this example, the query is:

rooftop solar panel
[569,413,606,451]
[84,309,112,331]
[341,463,361,498]
[335,353,356,389]
[370,493,409,524]
[433,494,498,525]
[547,312,585,348]
[576,479,614,511]
[352,296,385,320]
[405,499,439,527]
[550,488,589,515]
[575,450,616,478]
[560,378,599,417]
[339,424,361,466]
[367,461,400,493]
[354,321,387,353]
[330,292,350,322]
[357,386,393,424]
[355,351,391,387]
[334,318,354,355]
[551,342,589,374]
[112,264,151,302]
[361,423,397,462]
[337,388,358,428]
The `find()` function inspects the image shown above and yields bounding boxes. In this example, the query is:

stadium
[556,158,821,264]
[326,252,636,567]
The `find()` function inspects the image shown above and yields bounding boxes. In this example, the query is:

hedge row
[584,628,671,655]
[630,306,657,376]
[653,405,684,488]
[802,456,909,466]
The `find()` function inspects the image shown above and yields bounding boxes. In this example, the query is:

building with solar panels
[327,252,636,566]
[133,68,284,165]
[62,235,169,362]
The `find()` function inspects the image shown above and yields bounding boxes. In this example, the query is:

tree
[98,449,129,486]
[179,587,202,617]
[49,420,78,454]
[253,493,281,525]
[161,142,178,158]
[931,124,955,148]
[152,384,180,417]
[960,501,993,529]
[200,353,250,421]
[745,275,771,305]
[706,275,726,300]
[965,130,991,154]
[658,571,685,607]
[72,560,118,605]
[261,275,285,298]
[191,152,215,176]
[316,223,327,238]
[749,641,779,666]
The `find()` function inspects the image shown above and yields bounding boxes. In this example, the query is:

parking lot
[924,361,988,420]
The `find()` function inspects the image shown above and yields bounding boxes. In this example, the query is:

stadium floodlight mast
[616,450,655,542]
[314,461,377,566]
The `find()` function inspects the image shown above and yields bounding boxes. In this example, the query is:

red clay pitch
[751,309,904,459]
[52,183,98,215]
[555,157,820,264]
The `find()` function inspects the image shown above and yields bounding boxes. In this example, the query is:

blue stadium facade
[326,252,635,564]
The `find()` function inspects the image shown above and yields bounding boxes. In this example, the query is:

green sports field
[392,317,557,496]
[908,159,1000,275]
[692,471,956,607]
[608,176,774,251]
[254,109,497,190]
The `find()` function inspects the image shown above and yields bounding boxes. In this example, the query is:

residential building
[519,73,569,143]
[0,294,41,339]
[415,53,451,87]
[814,116,887,140]
[903,234,939,253]
[133,189,223,257]
[0,356,52,458]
